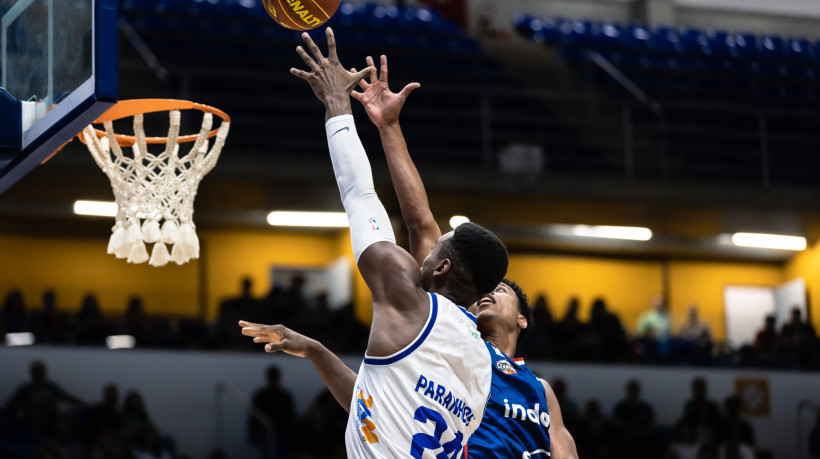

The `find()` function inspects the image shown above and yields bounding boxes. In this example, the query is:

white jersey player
[277,28,509,457]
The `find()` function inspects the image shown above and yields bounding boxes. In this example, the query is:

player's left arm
[539,378,579,459]
[350,56,441,266]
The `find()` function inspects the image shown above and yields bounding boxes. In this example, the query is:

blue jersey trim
[363,293,438,365]
[458,306,477,324]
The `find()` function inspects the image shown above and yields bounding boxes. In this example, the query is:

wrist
[324,96,352,120]
[377,120,401,134]
[305,339,323,359]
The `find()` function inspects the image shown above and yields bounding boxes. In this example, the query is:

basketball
[263,0,341,30]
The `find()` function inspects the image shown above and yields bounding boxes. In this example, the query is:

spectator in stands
[50,414,84,459]
[612,379,656,459]
[217,277,261,348]
[679,304,711,343]
[576,399,614,459]
[120,390,156,450]
[75,294,108,346]
[670,421,701,459]
[809,409,820,458]
[681,377,722,444]
[132,426,173,459]
[717,423,755,459]
[678,304,713,364]
[124,296,150,347]
[6,360,85,438]
[589,297,628,362]
[520,294,555,360]
[30,289,69,344]
[753,315,778,366]
[249,365,297,459]
[636,293,670,341]
[87,383,122,448]
[779,306,817,368]
[2,288,28,334]
[297,389,348,459]
[551,377,580,432]
[555,297,592,361]
[718,395,754,447]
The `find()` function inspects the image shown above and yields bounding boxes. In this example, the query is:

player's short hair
[441,222,508,299]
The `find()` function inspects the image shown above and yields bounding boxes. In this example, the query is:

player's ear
[432,258,451,279]
[517,314,528,331]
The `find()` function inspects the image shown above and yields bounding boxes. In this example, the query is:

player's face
[420,232,454,291]
[469,283,522,328]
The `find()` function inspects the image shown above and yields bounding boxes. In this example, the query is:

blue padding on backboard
[96,0,119,101]
[0,88,22,155]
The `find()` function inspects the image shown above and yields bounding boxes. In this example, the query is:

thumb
[352,66,374,83]
[398,82,420,101]
[265,341,287,353]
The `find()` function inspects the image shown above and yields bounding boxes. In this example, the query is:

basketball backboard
[0,0,117,194]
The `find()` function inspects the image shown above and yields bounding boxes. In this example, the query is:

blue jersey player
[241,54,578,458]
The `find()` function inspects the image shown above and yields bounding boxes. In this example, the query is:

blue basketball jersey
[466,341,551,458]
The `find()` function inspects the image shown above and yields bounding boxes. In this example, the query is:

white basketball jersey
[345,293,493,458]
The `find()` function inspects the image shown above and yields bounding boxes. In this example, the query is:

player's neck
[482,329,517,357]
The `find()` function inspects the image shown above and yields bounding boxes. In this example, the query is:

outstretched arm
[239,321,356,412]
[540,379,579,459]
[351,55,441,266]
[291,29,431,358]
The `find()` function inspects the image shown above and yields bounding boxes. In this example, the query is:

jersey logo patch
[368,217,379,230]
[356,389,379,444]
[496,360,517,375]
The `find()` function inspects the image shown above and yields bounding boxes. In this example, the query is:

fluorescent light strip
[5,332,35,346]
[74,200,117,217]
[731,232,806,251]
[106,335,136,350]
[267,211,349,228]
[571,225,653,241]
[449,215,470,229]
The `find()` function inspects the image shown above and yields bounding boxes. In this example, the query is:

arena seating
[514,15,820,106]
[117,0,593,168]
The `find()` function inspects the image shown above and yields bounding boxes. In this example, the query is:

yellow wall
[784,241,820,331]
[201,229,346,320]
[507,254,663,330]
[666,261,783,341]
[2,229,816,340]
[0,234,198,316]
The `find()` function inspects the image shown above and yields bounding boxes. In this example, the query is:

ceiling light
[571,225,653,241]
[74,200,118,217]
[731,233,806,251]
[449,215,470,229]
[267,211,349,228]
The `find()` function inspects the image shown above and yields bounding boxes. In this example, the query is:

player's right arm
[291,29,433,358]
[239,321,356,412]
[351,55,441,266]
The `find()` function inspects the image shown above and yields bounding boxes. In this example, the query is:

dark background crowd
[2,280,818,370]
[2,281,819,458]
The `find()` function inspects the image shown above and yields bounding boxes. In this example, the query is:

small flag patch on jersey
[496,360,518,375]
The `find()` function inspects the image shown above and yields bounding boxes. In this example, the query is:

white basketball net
[81,109,230,266]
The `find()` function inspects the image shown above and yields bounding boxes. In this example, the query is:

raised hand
[290,28,373,120]
[238,321,317,357]
[350,55,420,128]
